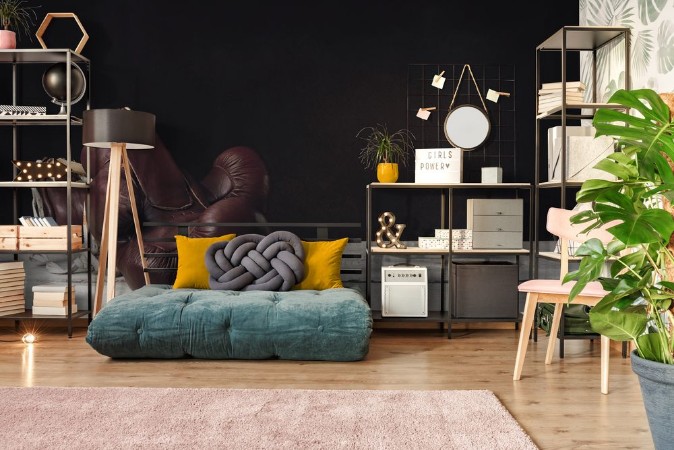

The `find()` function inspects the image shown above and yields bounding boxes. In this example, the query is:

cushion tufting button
[137,328,143,334]
[318,325,324,332]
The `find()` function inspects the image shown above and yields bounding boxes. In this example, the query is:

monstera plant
[563,88,674,450]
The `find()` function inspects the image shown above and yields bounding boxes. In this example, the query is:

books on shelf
[0,304,24,315]
[0,261,25,316]
[32,304,77,316]
[32,283,69,293]
[538,97,587,114]
[537,81,587,114]
[33,287,75,308]
[0,261,23,271]
[0,294,23,305]
[539,86,585,95]
[31,284,76,315]
[0,268,25,279]
[18,216,58,227]
[0,280,25,290]
[538,92,585,104]
[0,289,23,299]
[540,81,586,90]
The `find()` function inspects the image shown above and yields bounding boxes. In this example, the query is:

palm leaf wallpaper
[580,0,674,94]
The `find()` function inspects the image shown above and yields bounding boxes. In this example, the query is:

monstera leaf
[566,89,674,364]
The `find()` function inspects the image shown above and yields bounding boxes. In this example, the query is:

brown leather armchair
[39,136,269,289]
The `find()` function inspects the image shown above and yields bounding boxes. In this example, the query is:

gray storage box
[467,199,523,249]
[452,261,519,319]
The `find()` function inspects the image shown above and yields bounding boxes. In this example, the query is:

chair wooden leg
[601,335,610,394]
[514,293,538,381]
[545,302,564,364]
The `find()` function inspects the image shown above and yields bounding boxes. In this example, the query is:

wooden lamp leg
[121,148,150,285]
[104,144,123,306]
[92,155,113,316]
[93,144,122,314]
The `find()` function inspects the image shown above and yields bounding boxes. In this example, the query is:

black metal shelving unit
[534,26,630,356]
[365,182,533,338]
[0,49,92,338]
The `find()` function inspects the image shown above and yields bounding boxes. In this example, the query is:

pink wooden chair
[513,207,613,394]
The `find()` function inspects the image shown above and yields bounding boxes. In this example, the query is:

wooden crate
[0,225,19,250]
[18,225,83,250]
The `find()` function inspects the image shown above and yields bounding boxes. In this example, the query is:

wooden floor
[0,324,653,450]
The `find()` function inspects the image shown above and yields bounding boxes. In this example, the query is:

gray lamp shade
[83,109,156,149]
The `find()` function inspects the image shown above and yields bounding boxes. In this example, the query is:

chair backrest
[546,207,615,279]
[546,208,614,244]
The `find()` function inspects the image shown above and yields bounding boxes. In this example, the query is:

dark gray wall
[2,1,579,237]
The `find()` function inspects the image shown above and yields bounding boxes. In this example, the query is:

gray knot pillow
[205,231,305,291]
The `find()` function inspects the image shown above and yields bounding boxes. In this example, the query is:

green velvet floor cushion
[86,285,372,361]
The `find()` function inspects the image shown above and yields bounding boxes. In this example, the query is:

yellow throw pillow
[173,234,236,289]
[294,237,349,290]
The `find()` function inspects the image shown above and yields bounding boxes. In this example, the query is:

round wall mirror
[443,105,490,150]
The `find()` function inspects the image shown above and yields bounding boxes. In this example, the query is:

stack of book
[538,81,586,114]
[32,284,77,316]
[18,216,58,227]
[0,261,25,316]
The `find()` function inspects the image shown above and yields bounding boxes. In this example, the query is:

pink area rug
[0,387,537,449]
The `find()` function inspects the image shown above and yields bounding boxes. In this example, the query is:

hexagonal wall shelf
[36,12,89,54]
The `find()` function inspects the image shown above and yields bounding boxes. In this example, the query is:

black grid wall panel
[407,64,516,183]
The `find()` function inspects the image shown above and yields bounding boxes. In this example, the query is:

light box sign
[414,148,463,183]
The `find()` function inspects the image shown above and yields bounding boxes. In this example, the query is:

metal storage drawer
[472,231,522,249]
[468,215,523,232]
[467,199,523,216]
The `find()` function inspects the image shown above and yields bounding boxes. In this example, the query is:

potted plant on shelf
[563,89,674,450]
[0,0,38,49]
[357,124,414,183]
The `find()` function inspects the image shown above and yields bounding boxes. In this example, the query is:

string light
[12,159,68,181]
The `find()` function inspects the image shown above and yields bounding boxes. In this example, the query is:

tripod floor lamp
[83,109,155,315]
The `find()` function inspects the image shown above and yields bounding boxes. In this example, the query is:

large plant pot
[0,30,16,49]
[376,163,398,183]
[630,349,674,450]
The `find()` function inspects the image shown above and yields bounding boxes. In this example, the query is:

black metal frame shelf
[0,49,93,338]
[3,309,91,320]
[365,182,533,338]
[0,48,89,64]
[0,115,83,125]
[0,247,90,254]
[533,25,630,357]
[370,310,447,322]
[0,181,89,188]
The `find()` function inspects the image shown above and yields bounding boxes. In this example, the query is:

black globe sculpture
[42,63,87,114]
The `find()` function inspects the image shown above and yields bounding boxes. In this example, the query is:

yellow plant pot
[377,163,399,183]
